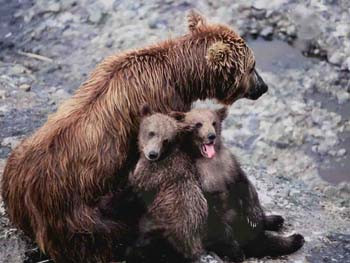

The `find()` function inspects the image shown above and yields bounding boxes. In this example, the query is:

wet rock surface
[0,0,349,262]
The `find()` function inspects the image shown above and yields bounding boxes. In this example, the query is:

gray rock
[286,24,297,37]
[328,51,345,65]
[336,90,350,104]
[253,0,288,10]
[88,6,105,24]
[337,148,347,157]
[342,57,350,71]
[260,26,274,39]
[252,9,266,20]
[45,2,61,13]
[317,138,338,155]
[0,105,9,115]
[51,88,70,103]
[1,136,20,149]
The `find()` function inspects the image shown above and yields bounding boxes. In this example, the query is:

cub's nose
[208,133,216,142]
[148,151,159,160]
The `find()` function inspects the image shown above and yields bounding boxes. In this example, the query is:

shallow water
[248,38,350,184]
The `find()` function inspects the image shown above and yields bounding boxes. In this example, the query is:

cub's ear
[177,122,195,134]
[140,104,152,117]
[216,107,228,121]
[169,111,186,122]
[206,41,233,71]
[187,10,206,32]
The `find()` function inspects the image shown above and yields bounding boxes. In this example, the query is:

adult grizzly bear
[1,11,268,262]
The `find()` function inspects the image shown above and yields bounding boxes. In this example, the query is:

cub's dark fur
[173,108,304,261]
[127,105,208,262]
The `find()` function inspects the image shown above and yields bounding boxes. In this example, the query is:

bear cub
[127,105,208,263]
[172,107,305,262]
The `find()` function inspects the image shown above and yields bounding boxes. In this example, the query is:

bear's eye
[195,122,202,128]
[148,131,155,138]
[163,139,169,145]
[212,121,216,126]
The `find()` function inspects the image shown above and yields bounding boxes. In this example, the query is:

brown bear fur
[1,11,267,262]
[176,108,304,261]
[127,106,207,262]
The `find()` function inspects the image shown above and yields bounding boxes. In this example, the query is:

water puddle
[248,38,350,184]
[305,92,350,184]
[248,38,313,72]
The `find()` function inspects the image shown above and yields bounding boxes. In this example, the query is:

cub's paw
[290,233,305,250]
[264,215,284,231]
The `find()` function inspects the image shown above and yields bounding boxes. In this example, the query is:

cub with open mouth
[171,107,305,262]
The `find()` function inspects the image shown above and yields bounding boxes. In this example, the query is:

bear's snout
[246,70,268,100]
[147,150,159,161]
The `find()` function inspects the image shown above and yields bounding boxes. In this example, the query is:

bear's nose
[208,133,216,142]
[148,151,159,160]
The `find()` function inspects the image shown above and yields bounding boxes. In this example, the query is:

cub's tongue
[203,144,216,158]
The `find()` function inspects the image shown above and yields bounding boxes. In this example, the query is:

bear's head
[170,107,227,159]
[187,11,268,104]
[138,104,193,161]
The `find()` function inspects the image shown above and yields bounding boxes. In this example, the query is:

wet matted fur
[2,11,267,262]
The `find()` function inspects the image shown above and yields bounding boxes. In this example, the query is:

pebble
[148,18,168,29]
[105,39,114,48]
[0,90,6,99]
[10,64,26,75]
[19,84,31,92]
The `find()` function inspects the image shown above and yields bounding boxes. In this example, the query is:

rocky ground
[0,0,349,262]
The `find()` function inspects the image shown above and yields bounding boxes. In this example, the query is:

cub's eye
[195,122,202,128]
[212,121,216,126]
[149,131,155,138]
[163,139,169,145]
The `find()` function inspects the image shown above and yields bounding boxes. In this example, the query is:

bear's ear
[216,107,228,122]
[140,104,152,117]
[206,41,233,70]
[187,10,206,32]
[169,111,186,122]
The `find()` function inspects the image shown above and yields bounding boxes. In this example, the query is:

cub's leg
[244,231,304,258]
[264,215,285,231]
[206,239,245,262]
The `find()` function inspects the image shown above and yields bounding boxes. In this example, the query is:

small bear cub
[172,107,305,262]
[127,105,208,263]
